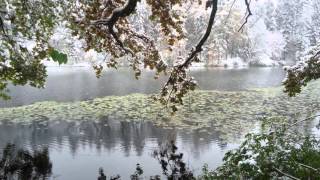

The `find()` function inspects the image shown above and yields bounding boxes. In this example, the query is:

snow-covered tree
[185,2,253,66]
[263,0,277,31]
[274,0,307,61]
[306,0,320,47]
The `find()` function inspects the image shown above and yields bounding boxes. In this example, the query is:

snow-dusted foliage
[1,0,320,108]
[283,44,320,96]
[49,24,86,65]
[200,116,320,179]
[0,0,68,99]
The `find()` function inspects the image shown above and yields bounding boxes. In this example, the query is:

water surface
[0,67,291,179]
[0,67,285,108]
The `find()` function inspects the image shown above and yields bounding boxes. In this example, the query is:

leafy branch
[158,0,219,112]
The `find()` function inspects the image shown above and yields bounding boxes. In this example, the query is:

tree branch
[274,168,301,180]
[163,0,218,82]
[109,26,134,55]
[178,0,218,69]
[224,0,237,25]
[91,0,139,55]
[158,0,218,110]
[287,114,320,129]
[297,163,320,173]
[0,16,6,36]
[92,0,139,26]
[238,0,252,32]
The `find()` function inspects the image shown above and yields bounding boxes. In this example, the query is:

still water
[0,67,286,179]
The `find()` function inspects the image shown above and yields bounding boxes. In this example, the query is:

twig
[238,0,252,32]
[297,163,320,173]
[274,168,301,180]
[287,114,320,129]
[224,0,237,25]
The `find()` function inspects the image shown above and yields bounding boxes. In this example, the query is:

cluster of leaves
[156,67,197,113]
[98,141,195,179]
[199,117,320,179]
[98,163,161,180]
[68,0,201,78]
[0,0,68,98]
[153,141,195,180]
[0,144,52,180]
[284,44,320,96]
[6,0,317,112]
[0,0,253,111]
[65,1,212,110]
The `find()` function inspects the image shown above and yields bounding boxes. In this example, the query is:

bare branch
[92,0,139,26]
[178,0,218,69]
[238,0,252,32]
[109,26,134,55]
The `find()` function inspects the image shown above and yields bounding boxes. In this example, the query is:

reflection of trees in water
[0,118,232,157]
[98,141,197,180]
[0,144,52,180]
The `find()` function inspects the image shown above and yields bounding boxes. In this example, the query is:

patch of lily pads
[0,80,320,141]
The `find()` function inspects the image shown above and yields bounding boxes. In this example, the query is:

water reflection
[0,67,287,179]
[0,144,52,180]
[0,119,238,179]
[0,118,235,156]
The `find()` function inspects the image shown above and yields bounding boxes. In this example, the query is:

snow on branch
[274,168,300,180]
[91,0,139,55]
[283,44,320,96]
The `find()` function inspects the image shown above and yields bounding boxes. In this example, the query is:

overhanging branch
[92,0,139,26]
[178,0,218,69]
[238,0,252,32]
[159,0,218,109]
[92,0,139,55]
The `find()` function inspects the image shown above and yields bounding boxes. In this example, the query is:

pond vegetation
[1,80,319,142]
[1,0,320,179]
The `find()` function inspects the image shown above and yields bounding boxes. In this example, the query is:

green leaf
[49,49,68,65]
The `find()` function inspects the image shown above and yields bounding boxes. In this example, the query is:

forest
[0,0,320,179]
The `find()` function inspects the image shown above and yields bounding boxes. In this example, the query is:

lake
[0,67,285,108]
[3,67,316,179]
